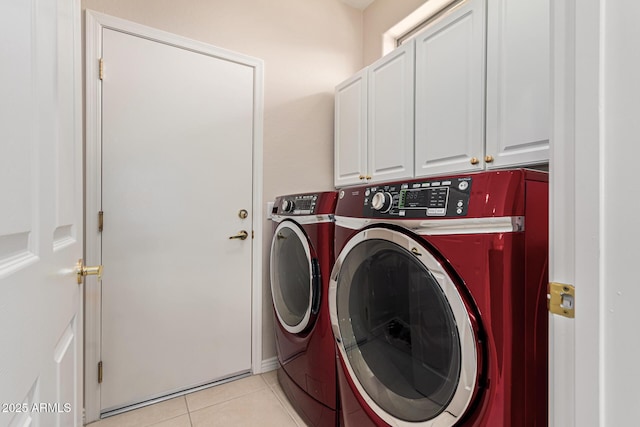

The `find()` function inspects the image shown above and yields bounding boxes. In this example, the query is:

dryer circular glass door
[270,220,320,334]
[329,227,478,426]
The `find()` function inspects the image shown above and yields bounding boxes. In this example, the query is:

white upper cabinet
[485,0,550,168]
[334,0,549,186]
[334,43,414,187]
[335,70,368,187]
[367,41,415,183]
[414,0,486,177]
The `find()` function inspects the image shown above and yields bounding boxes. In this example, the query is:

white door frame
[84,10,264,422]
[550,0,601,425]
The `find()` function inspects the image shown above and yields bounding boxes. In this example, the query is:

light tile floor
[86,370,308,427]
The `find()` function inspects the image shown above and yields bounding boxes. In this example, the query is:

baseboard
[261,356,279,373]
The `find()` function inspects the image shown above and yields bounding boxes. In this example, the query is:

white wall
[81,0,363,361]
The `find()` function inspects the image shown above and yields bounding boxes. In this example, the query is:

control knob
[281,199,295,213]
[371,192,393,213]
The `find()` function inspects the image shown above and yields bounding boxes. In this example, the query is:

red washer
[329,169,548,426]
[270,191,338,426]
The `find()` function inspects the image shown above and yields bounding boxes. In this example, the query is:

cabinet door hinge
[98,211,104,232]
[98,361,103,384]
[548,282,575,318]
[99,58,104,80]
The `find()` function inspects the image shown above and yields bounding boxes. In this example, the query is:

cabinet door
[414,0,486,177]
[485,0,550,168]
[335,70,367,187]
[368,41,415,183]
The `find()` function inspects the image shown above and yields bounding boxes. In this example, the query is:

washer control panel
[278,194,319,215]
[363,177,472,218]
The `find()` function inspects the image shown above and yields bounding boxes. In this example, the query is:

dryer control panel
[363,177,472,218]
[277,193,319,215]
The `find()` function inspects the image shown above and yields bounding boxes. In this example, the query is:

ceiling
[340,0,375,10]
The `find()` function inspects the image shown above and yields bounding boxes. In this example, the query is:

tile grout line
[185,377,271,414]
[185,376,301,426]
[187,386,271,416]
[185,391,195,427]
[264,379,307,427]
[184,396,194,427]
[142,396,191,427]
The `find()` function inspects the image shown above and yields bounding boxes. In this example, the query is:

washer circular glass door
[329,227,478,426]
[270,220,320,334]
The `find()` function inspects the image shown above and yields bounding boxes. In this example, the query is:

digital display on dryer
[293,198,314,212]
[400,187,449,208]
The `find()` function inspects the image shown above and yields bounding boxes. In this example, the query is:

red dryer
[329,170,549,426]
[270,191,338,426]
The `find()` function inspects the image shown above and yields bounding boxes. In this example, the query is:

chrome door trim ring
[329,227,478,426]
[270,220,314,334]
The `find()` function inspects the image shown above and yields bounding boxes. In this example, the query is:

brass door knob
[485,155,494,163]
[470,157,480,165]
[365,175,372,180]
[76,259,103,284]
[358,175,365,180]
[229,230,249,240]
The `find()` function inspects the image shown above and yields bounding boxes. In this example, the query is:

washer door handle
[310,258,321,315]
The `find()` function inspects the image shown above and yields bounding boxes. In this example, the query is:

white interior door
[0,1,83,426]
[98,27,256,413]
[550,0,640,425]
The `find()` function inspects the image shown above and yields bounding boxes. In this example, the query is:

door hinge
[98,361,103,384]
[548,282,575,318]
[252,230,254,239]
[99,58,104,80]
[98,211,104,232]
